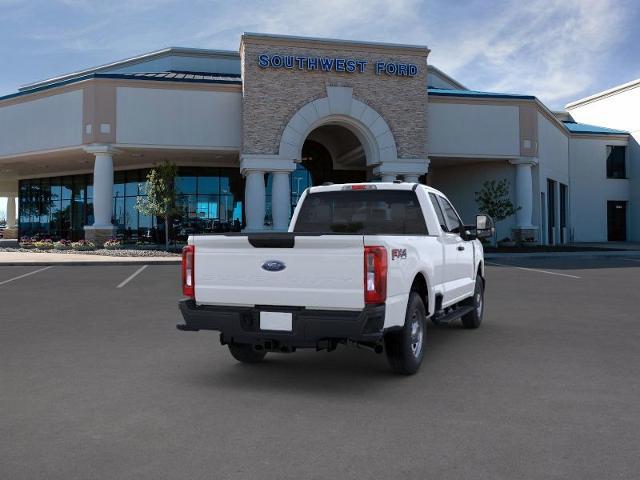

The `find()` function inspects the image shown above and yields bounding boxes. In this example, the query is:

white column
[6,195,16,229]
[374,159,429,185]
[510,158,537,229]
[271,171,291,231]
[91,151,115,227]
[381,174,396,182]
[404,174,420,183]
[244,170,266,231]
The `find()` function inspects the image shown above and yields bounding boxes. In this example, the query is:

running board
[431,305,474,326]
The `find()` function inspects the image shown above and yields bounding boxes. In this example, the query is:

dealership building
[0,33,637,244]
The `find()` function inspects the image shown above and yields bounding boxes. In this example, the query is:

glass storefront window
[18,166,245,242]
[125,171,139,196]
[176,175,197,194]
[113,171,125,198]
[197,175,219,195]
[61,177,73,200]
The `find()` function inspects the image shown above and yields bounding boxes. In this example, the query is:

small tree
[136,161,178,251]
[474,179,519,245]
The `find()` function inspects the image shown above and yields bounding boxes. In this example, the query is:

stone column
[509,158,538,242]
[84,145,117,245]
[6,195,16,229]
[381,174,396,183]
[374,159,429,184]
[244,170,266,231]
[271,171,291,231]
[3,194,17,239]
[241,154,295,231]
[404,174,420,183]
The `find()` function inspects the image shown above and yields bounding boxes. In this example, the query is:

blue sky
[1,0,639,218]
[1,0,639,108]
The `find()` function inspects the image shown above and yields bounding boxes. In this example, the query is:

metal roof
[428,87,535,100]
[112,71,241,82]
[562,121,628,135]
[0,71,242,103]
[19,47,240,92]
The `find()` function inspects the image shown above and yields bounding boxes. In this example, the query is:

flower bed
[70,240,96,251]
[103,238,123,250]
[54,239,72,250]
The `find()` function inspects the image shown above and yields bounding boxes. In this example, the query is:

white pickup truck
[177,182,494,374]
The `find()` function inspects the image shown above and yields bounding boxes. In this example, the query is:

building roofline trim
[428,88,535,100]
[565,78,640,109]
[1,72,242,104]
[241,32,430,55]
[19,46,240,92]
[429,89,630,139]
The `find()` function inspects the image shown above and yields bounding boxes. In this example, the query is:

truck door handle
[457,245,465,251]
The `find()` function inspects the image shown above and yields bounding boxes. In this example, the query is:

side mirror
[475,214,495,239]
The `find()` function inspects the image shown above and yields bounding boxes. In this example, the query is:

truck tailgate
[192,234,365,310]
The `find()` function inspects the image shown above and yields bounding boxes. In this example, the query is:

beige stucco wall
[0,89,83,157]
[427,102,520,157]
[240,35,429,160]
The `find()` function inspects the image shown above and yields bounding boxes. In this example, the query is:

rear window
[293,189,428,235]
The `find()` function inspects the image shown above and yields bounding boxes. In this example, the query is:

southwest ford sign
[257,54,418,77]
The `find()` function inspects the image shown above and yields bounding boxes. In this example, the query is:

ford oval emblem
[261,260,286,272]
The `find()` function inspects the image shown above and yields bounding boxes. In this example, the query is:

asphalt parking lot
[1,257,640,479]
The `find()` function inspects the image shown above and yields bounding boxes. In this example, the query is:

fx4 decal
[391,248,407,260]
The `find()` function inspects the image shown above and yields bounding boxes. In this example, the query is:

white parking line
[486,262,581,279]
[117,265,148,288]
[624,258,640,263]
[0,266,53,286]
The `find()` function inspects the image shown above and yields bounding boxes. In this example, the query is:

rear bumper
[177,299,385,348]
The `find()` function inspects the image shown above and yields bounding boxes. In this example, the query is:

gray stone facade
[240,35,429,161]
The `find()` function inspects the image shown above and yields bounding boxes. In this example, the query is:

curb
[485,251,640,260]
[0,259,181,266]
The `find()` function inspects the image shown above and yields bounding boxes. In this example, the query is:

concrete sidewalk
[0,251,180,266]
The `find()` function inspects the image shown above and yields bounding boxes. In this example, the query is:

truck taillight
[364,246,387,304]
[182,245,195,298]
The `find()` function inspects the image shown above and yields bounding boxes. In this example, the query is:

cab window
[429,193,447,232]
[436,195,464,234]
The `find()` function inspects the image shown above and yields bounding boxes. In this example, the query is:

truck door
[430,193,475,303]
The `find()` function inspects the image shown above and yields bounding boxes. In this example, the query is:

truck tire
[228,344,267,363]
[461,276,484,329]
[384,291,427,375]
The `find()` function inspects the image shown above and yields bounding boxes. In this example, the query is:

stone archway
[278,86,398,167]
[241,86,429,231]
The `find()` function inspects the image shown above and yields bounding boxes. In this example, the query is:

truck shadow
[185,322,474,397]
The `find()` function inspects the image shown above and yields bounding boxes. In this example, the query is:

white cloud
[424,0,631,107]
[4,0,634,109]
[186,0,632,107]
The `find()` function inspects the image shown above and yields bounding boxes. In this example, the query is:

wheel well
[477,262,485,286]
[410,273,429,309]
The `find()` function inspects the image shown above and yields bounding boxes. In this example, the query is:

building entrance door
[607,201,627,241]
